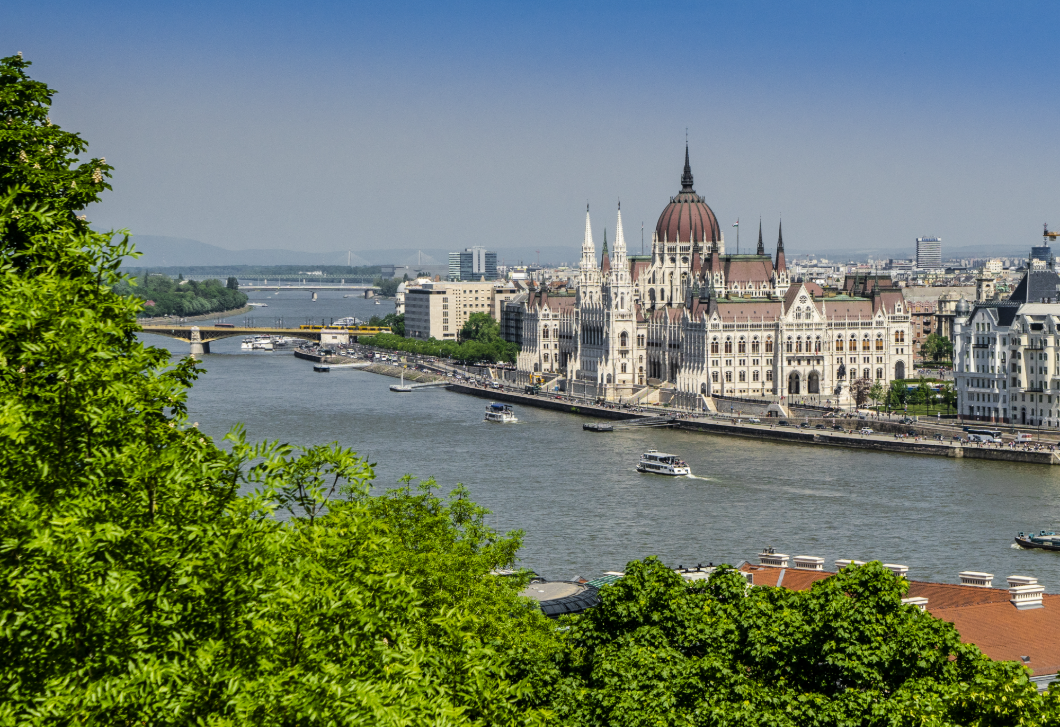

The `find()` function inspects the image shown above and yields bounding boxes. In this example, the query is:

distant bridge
[240,284,377,291]
[140,325,319,354]
[141,324,389,354]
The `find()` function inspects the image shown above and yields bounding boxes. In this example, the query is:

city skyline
[5,1,1060,260]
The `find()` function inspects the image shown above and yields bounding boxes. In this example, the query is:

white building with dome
[516,146,914,407]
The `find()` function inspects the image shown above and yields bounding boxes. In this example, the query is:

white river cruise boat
[636,450,690,476]
[484,403,518,423]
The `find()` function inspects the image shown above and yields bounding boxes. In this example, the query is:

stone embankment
[448,385,1060,466]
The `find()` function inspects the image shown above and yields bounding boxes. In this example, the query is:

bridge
[139,325,321,354]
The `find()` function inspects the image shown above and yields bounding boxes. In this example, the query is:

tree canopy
[113,272,248,317]
[4,53,1060,726]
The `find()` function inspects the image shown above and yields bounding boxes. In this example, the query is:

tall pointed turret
[580,204,596,271]
[775,221,786,273]
[613,201,627,268]
[601,228,610,274]
[756,219,764,255]
[681,143,694,192]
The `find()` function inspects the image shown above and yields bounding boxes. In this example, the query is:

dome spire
[681,143,694,192]
[756,219,764,255]
[601,228,610,273]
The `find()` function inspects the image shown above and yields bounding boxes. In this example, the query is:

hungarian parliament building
[515,147,914,407]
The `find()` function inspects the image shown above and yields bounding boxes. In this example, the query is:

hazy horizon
[6,2,1060,262]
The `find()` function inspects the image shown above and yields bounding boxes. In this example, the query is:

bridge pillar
[190,326,205,356]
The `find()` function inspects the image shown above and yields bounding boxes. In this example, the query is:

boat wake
[684,474,714,481]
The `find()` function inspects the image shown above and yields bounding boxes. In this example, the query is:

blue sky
[5,1,1060,262]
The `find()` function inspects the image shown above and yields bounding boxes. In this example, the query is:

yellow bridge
[140,325,388,354]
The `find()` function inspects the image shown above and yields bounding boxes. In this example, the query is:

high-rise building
[448,247,498,281]
[916,237,942,269]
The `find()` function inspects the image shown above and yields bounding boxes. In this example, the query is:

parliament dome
[654,146,721,245]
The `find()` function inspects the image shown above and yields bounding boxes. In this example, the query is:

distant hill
[118,233,1039,269]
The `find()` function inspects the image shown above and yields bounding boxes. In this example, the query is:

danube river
[141,289,1060,587]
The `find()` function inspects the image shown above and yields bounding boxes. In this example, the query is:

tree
[460,311,501,343]
[851,375,872,408]
[940,382,957,414]
[869,379,884,409]
[0,56,554,725]
[546,558,1055,726]
[373,275,400,297]
[921,333,954,363]
[0,54,113,268]
[226,275,239,290]
[916,379,933,410]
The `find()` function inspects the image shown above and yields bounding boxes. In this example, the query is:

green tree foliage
[373,275,400,297]
[0,55,555,725]
[869,379,885,408]
[888,380,908,409]
[364,330,518,363]
[922,332,954,363]
[112,273,248,317]
[226,275,239,290]
[0,53,113,266]
[547,558,1059,726]
[368,312,404,336]
[940,382,957,412]
[461,311,501,342]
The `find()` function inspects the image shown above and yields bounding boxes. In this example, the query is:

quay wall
[442,384,1058,465]
[676,420,1058,465]
[447,384,641,421]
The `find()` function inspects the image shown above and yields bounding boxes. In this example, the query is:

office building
[916,237,942,269]
[448,247,498,281]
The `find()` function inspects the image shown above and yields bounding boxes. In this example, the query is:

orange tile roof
[738,564,1060,677]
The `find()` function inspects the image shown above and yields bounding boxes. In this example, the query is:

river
[140,288,1060,588]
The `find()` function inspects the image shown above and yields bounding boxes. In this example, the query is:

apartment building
[404,280,514,341]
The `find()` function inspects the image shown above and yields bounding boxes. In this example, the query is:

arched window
[796,338,803,353]
[543,354,549,361]
[894,330,901,343]
[814,338,821,353]
[543,327,549,339]
[751,339,760,354]
[899,331,906,343]
[836,337,844,351]
[862,338,870,352]
[766,370,773,382]
[606,373,613,384]
[765,338,774,353]
[739,370,746,382]
[876,367,883,379]
[620,331,628,347]
[724,339,733,354]
[712,371,719,382]
[876,336,884,351]
[700,383,707,394]
[738,339,746,354]
[710,339,719,354]
[725,371,732,382]
[863,368,870,379]
[752,370,759,381]
[785,338,793,353]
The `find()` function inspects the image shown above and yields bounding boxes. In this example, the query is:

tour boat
[636,450,691,476]
[250,335,274,351]
[484,403,518,423]
[1015,531,1060,551]
[240,337,254,350]
[390,371,412,393]
[248,302,268,307]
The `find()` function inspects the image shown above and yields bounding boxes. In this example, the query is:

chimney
[1008,575,1045,610]
[793,556,824,571]
[883,563,909,579]
[759,550,789,568]
[959,571,994,588]
[835,559,866,569]
[901,596,929,611]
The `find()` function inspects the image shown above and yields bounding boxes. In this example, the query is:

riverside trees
[4,53,1060,726]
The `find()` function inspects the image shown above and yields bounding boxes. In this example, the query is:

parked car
[906,429,917,436]
[859,427,874,435]
[815,423,825,429]
[832,423,843,430]
[1016,433,1034,442]
[778,420,791,427]
[899,417,914,424]
[799,422,810,429]
[747,417,761,423]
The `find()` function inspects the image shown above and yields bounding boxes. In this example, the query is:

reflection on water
[142,290,1060,587]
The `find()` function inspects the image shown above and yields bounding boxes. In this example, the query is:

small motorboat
[313,365,330,373]
[583,422,614,432]
[637,450,691,476]
[390,371,412,392]
[484,402,518,423]
[1015,531,1060,551]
